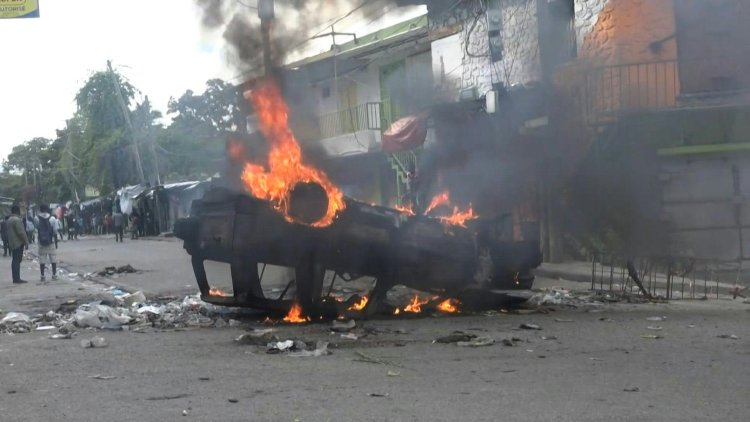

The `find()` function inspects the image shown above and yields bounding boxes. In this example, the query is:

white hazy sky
[0,0,426,162]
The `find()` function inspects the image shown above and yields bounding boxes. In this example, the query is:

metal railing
[318,102,384,139]
[590,254,744,300]
[584,60,680,122]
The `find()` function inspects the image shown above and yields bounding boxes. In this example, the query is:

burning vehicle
[175,80,541,318]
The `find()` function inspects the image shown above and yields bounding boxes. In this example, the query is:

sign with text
[0,0,39,19]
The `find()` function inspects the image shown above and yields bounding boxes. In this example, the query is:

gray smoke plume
[194,0,409,74]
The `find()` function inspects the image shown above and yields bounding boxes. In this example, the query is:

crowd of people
[1,203,154,283]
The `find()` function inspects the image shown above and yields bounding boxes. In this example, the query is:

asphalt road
[1,236,748,421]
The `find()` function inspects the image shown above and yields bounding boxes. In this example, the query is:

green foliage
[3,69,242,205]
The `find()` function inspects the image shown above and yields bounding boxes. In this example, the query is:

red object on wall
[382,113,428,153]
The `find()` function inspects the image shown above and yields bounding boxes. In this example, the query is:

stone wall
[429,0,541,100]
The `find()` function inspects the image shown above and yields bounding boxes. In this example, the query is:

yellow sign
[0,0,39,19]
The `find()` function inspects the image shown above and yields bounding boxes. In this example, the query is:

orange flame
[348,296,369,311]
[394,204,415,216]
[404,295,430,313]
[283,303,309,323]
[241,80,346,227]
[424,191,450,215]
[438,205,479,228]
[208,288,231,297]
[437,298,461,313]
[393,308,401,315]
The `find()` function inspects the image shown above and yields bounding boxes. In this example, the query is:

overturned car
[174,183,541,317]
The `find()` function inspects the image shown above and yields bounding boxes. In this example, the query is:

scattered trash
[623,387,640,393]
[519,323,542,330]
[0,312,32,334]
[136,305,165,316]
[599,317,614,322]
[81,336,108,348]
[50,333,73,340]
[182,410,189,417]
[387,370,401,377]
[646,316,665,322]
[90,375,117,380]
[331,319,356,332]
[457,336,495,347]
[267,340,295,353]
[501,338,516,347]
[235,329,278,346]
[368,392,389,398]
[288,341,331,357]
[717,334,739,340]
[340,333,358,340]
[35,325,56,331]
[646,326,663,331]
[541,336,558,340]
[435,331,476,344]
[641,334,663,340]
[228,398,239,403]
[97,265,137,277]
[228,319,242,327]
[123,291,146,307]
[589,357,603,362]
[554,318,574,323]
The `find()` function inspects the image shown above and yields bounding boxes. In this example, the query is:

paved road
[1,237,748,421]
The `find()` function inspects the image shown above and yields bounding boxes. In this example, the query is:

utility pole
[107,60,146,186]
[258,0,274,76]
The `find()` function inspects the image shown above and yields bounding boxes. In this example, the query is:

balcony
[583,60,680,123]
[316,102,388,157]
[318,102,387,138]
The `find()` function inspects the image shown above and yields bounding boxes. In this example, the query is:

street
[1,236,748,422]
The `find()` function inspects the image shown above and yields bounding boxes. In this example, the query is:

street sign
[0,0,40,19]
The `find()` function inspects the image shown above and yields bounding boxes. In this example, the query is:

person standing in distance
[35,204,60,281]
[7,205,29,284]
[113,209,125,243]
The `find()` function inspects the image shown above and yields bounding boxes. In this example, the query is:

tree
[73,69,141,192]
[158,79,245,179]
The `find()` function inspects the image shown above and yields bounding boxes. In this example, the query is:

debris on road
[228,398,239,403]
[96,264,138,277]
[340,333,358,340]
[123,291,146,307]
[387,370,401,377]
[90,375,117,380]
[641,334,663,340]
[519,323,542,330]
[331,319,356,332]
[288,341,331,357]
[49,333,73,340]
[435,331,477,344]
[554,318,574,323]
[624,387,640,392]
[646,326,663,331]
[80,336,108,348]
[0,312,32,334]
[457,336,495,347]
[646,316,666,322]
[368,392,389,398]
[717,334,739,340]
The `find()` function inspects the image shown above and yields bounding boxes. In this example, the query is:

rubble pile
[0,287,234,336]
[524,287,650,308]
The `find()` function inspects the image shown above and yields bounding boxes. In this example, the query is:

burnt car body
[174,186,541,316]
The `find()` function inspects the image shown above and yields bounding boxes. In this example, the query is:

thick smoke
[194,0,403,74]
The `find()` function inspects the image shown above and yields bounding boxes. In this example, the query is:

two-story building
[554,0,750,262]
